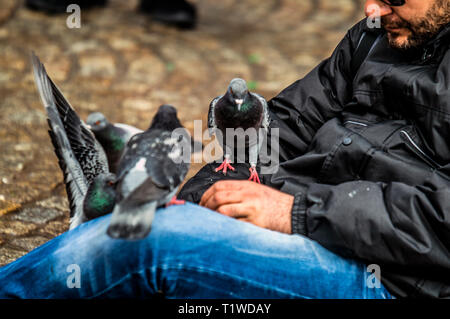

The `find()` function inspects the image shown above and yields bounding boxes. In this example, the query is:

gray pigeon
[87,112,203,175]
[86,112,143,174]
[208,78,269,183]
[107,104,190,240]
[31,53,116,229]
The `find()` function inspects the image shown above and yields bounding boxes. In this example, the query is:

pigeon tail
[107,201,157,240]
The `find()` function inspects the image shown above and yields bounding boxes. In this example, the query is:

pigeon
[86,112,143,174]
[208,78,270,183]
[31,53,116,229]
[106,104,190,240]
[87,112,203,174]
[32,54,190,239]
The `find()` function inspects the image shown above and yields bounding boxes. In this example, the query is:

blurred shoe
[140,0,197,30]
[26,0,107,14]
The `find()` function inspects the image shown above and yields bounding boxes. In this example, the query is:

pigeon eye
[108,181,114,186]
[95,120,101,125]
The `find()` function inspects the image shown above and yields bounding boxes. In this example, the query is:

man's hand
[199,180,294,234]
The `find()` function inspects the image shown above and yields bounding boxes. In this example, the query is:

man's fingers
[199,185,217,207]
[216,203,248,219]
[202,190,243,211]
[200,180,247,206]
[199,182,225,206]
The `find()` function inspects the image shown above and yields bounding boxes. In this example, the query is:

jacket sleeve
[267,20,364,161]
[291,180,450,268]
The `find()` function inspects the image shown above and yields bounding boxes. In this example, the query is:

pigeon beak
[86,124,92,130]
[235,99,243,111]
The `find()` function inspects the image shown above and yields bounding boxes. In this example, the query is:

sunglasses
[379,0,406,6]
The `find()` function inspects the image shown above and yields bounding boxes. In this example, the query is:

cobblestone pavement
[0,0,365,266]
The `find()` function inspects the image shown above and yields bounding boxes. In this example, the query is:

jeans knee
[59,204,220,271]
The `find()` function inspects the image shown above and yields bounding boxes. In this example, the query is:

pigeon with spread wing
[32,53,116,229]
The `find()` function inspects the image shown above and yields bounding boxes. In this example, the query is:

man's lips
[382,16,409,33]
[382,19,410,33]
[384,25,407,33]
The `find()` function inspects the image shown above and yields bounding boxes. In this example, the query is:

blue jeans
[0,203,392,299]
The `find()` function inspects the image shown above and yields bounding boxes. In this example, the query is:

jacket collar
[420,22,450,62]
[425,22,450,47]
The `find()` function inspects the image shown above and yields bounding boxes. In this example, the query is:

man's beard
[381,0,450,50]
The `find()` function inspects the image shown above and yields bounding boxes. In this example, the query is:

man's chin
[386,32,414,50]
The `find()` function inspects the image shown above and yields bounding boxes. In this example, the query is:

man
[0,0,448,298]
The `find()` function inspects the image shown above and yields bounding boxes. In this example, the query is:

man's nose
[364,0,393,17]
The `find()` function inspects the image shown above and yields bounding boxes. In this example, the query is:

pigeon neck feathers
[148,104,183,131]
[92,124,123,150]
[83,174,116,220]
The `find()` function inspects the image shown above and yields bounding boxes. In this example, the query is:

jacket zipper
[344,120,368,127]
[400,130,442,170]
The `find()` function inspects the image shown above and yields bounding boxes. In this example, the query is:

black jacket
[179,19,450,298]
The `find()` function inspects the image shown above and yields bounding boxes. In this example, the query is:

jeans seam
[88,272,135,299]
[88,264,312,299]
[158,264,313,299]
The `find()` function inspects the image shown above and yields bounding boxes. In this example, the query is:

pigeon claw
[248,167,261,184]
[165,196,186,207]
[215,158,235,175]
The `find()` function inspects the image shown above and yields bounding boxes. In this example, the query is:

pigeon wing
[47,76,109,182]
[116,130,189,203]
[31,53,109,227]
[207,96,221,135]
[144,131,189,191]
[160,132,190,191]
[253,92,270,130]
